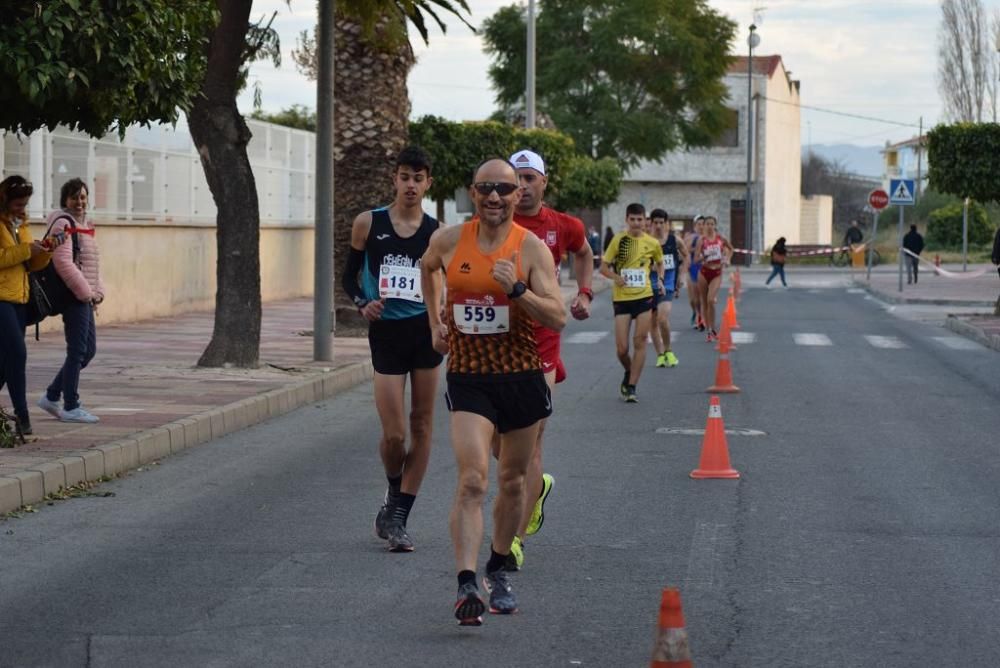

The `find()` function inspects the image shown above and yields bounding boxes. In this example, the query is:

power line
[760,96,922,129]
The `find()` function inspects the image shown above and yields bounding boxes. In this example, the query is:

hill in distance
[802,144,883,178]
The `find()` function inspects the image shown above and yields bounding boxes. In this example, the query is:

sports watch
[506,281,527,299]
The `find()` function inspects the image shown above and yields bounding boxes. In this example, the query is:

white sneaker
[38,394,61,418]
[59,406,100,424]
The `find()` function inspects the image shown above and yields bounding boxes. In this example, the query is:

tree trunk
[332,13,414,332]
[188,0,262,367]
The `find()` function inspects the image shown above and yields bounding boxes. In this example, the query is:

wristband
[577,287,593,300]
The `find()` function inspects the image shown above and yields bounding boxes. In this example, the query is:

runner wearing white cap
[494,148,593,571]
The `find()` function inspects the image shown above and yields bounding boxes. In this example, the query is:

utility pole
[526,0,536,129]
[313,0,335,361]
[915,116,923,200]
[745,24,760,267]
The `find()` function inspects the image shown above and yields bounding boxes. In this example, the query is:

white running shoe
[59,406,100,424]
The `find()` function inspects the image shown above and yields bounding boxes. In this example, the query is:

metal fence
[2,117,315,227]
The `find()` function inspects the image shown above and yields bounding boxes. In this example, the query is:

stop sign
[868,189,889,210]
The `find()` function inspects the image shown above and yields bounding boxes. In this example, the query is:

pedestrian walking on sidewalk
[0,176,62,437]
[765,237,788,287]
[903,224,924,284]
[37,179,104,425]
[991,225,1000,279]
[342,147,443,553]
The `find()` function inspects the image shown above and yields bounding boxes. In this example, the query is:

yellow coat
[0,212,53,304]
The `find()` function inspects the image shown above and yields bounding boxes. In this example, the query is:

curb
[853,280,996,307]
[945,315,1000,352]
[0,360,374,516]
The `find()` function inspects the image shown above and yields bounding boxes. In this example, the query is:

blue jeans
[765,263,787,286]
[0,301,29,418]
[46,300,97,411]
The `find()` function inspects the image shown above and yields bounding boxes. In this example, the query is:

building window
[712,108,739,148]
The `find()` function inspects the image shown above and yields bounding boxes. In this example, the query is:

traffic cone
[732,269,742,302]
[715,314,736,352]
[650,588,693,668]
[724,294,741,330]
[690,396,740,479]
[706,346,740,393]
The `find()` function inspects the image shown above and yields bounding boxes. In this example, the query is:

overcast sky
[238,0,947,148]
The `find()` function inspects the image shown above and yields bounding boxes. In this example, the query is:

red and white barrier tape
[900,248,993,279]
[731,243,865,258]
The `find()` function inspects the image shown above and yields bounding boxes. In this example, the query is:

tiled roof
[728,55,783,77]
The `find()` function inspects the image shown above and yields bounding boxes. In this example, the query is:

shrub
[926,201,994,248]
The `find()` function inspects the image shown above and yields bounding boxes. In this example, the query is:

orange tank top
[445,221,541,377]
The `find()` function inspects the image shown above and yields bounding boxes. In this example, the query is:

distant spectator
[843,220,863,247]
[992,225,1000,279]
[603,226,615,252]
[588,226,601,269]
[36,178,104,425]
[765,237,788,287]
[0,176,60,437]
[902,224,924,284]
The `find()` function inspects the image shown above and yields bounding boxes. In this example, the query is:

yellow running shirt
[603,232,664,302]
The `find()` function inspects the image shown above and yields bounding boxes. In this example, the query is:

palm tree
[293,1,472,331]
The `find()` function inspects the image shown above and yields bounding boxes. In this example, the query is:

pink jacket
[45,210,104,303]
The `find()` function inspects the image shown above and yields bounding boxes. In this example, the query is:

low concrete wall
[29,220,314,331]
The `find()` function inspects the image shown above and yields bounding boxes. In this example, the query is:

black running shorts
[445,371,552,433]
[368,312,443,375]
[613,297,654,319]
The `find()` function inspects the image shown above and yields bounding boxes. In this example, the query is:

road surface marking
[565,331,608,344]
[731,332,756,344]
[794,333,832,346]
[932,336,982,350]
[864,335,907,349]
[847,288,867,294]
[656,427,766,436]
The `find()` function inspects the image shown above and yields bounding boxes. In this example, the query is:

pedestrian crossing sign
[889,179,915,205]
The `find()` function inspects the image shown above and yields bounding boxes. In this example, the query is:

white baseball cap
[510,149,546,176]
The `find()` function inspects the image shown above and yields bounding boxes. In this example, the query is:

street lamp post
[526,0,536,128]
[745,25,760,267]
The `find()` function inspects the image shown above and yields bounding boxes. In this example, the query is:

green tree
[250,104,317,132]
[927,201,993,247]
[482,0,737,168]
[551,156,622,211]
[0,1,215,135]
[927,123,1000,202]
[293,1,472,330]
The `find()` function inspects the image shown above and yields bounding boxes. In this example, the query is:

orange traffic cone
[732,269,742,302]
[650,588,693,668]
[724,294,741,330]
[690,396,740,479]
[706,346,739,393]
[715,315,736,352]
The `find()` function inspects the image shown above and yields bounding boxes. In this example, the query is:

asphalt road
[2,282,999,667]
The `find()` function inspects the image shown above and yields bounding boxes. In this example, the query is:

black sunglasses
[473,182,518,197]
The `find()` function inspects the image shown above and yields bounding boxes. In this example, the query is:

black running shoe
[454,582,485,626]
[386,521,414,552]
[620,370,629,398]
[374,487,398,540]
[625,385,638,403]
[483,569,518,614]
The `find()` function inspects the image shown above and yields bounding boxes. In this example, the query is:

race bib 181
[379,265,422,302]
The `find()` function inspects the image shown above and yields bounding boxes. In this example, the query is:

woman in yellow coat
[0,176,63,436]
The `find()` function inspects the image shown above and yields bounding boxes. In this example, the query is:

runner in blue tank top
[685,216,705,330]
[342,146,443,553]
[649,209,688,367]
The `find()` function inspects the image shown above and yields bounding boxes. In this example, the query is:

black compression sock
[390,493,415,525]
[486,546,508,574]
[386,474,402,496]
[458,570,477,588]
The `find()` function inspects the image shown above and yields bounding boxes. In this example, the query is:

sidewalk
[0,278,607,514]
[851,262,1000,351]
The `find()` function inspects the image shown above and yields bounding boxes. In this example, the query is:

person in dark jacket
[765,237,788,287]
[991,225,1000,279]
[902,224,924,284]
[603,226,615,252]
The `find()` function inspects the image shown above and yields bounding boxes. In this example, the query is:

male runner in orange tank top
[421,158,566,626]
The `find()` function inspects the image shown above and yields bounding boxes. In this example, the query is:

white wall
[760,63,802,247]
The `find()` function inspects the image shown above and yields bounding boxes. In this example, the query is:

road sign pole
[867,208,879,281]
[866,189,889,281]
[897,205,904,292]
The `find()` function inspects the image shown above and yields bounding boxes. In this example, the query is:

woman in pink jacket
[37,178,104,424]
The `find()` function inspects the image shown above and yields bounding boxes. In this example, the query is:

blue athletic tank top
[360,208,438,320]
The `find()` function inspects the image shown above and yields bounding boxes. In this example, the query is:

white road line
[864,335,907,349]
[565,331,608,344]
[932,336,983,350]
[847,288,867,294]
[731,331,756,344]
[793,333,833,346]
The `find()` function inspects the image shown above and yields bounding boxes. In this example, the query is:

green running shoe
[505,535,525,571]
[655,353,666,368]
[665,351,679,367]
[525,473,554,536]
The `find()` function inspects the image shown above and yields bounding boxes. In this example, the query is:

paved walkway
[1,278,607,514]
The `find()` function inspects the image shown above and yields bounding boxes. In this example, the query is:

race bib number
[621,268,647,288]
[452,292,510,334]
[663,254,676,270]
[704,245,723,262]
[379,265,422,302]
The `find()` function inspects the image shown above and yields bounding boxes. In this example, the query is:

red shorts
[534,325,566,383]
[700,265,723,283]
